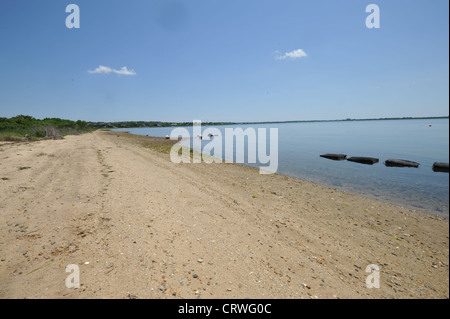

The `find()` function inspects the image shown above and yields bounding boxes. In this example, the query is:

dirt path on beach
[0,131,448,299]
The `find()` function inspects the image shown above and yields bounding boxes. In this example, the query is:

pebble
[158,286,165,291]
[301,283,311,289]
[193,274,199,278]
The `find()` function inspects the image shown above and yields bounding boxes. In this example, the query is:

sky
[0,0,448,122]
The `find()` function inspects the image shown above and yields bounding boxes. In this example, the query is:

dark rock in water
[320,153,347,161]
[432,162,449,173]
[347,157,379,165]
[384,159,420,168]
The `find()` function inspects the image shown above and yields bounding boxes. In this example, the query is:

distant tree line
[89,116,448,128]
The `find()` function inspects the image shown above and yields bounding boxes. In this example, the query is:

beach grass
[0,127,94,142]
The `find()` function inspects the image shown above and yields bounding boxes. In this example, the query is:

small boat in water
[320,153,347,161]
[384,159,420,168]
[347,157,379,165]
[432,162,449,173]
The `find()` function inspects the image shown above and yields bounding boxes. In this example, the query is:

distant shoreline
[90,116,449,129]
[235,116,449,125]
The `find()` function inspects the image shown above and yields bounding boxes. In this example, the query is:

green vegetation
[0,115,91,141]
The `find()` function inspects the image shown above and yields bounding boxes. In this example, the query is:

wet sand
[0,130,448,299]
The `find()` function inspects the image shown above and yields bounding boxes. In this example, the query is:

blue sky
[0,0,448,122]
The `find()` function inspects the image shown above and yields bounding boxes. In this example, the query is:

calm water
[114,119,449,216]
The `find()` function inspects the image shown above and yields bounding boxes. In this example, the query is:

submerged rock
[347,157,379,165]
[384,159,420,168]
[432,162,449,173]
[320,154,347,161]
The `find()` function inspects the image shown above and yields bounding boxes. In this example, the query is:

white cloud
[274,49,308,60]
[88,65,113,74]
[113,66,136,76]
[88,65,136,76]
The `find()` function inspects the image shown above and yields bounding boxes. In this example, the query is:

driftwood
[45,126,63,140]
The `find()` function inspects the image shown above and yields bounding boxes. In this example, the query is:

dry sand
[0,130,448,299]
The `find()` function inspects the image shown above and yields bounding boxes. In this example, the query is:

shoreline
[119,130,449,218]
[0,130,448,299]
[91,116,449,130]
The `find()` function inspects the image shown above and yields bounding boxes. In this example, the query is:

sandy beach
[0,130,448,299]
